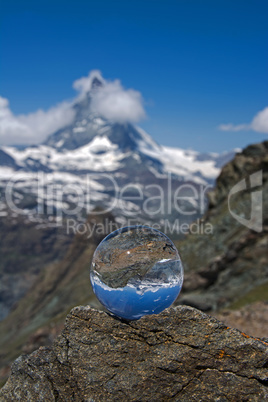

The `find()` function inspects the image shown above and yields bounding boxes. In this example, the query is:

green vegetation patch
[230,281,268,310]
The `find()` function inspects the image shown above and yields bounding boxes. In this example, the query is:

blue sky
[0,0,267,152]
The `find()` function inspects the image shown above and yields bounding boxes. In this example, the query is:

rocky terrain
[177,141,268,312]
[0,211,111,386]
[1,305,268,401]
[0,140,267,387]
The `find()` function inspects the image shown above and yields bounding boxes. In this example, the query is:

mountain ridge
[0,79,235,227]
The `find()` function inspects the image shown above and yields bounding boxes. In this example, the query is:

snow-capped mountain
[0,76,235,225]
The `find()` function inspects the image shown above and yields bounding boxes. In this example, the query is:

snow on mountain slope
[0,137,230,182]
[161,146,220,180]
[0,132,235,223]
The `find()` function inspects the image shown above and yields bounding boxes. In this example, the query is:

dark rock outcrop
[178,140,268,312]
[1,305,267,401]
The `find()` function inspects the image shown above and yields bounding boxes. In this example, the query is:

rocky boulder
[1,305,267,401]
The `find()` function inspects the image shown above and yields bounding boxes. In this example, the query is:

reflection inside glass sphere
[90,226,184,320]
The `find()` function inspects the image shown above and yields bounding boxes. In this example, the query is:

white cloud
[0,96,75,146]
[218,123,249,132]
[90,79,145,123]
[218,106,268,134]
[251,107,268,134]
[0,70,146,146]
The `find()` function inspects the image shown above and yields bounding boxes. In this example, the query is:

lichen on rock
[0,305,267,401]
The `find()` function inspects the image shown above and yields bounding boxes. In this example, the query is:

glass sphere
[90,226,183,320]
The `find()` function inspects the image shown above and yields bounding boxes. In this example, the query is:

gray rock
[1,305,268,401]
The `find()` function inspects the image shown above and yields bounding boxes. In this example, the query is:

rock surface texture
[1,305,268,401]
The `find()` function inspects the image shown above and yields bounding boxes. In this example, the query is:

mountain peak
[91,76,103,90]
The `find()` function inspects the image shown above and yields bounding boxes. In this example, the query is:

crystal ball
[90,226,183,320]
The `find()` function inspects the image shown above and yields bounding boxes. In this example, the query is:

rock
[215,301,268,339]
[182,271,209,291]
[178,140,268,312]
[1,305,268,401]
[179,294,215,311]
